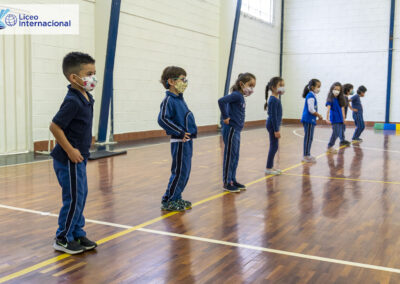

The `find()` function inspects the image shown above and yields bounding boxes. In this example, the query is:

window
[241,0,274,24]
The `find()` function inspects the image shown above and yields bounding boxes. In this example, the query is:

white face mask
[314,88,320,94]
[332,90,340,97]
[277,87,285,95]
[243,86,254,97]
[76,75,97,92]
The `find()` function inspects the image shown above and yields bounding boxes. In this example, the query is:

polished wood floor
[1,125,400,283]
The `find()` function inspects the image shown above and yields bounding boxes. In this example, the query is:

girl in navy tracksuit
[218,73,256,193]
[350,85,367,142]
[325,82,346,154]
[301,79,323,163]
[157,66,197,212]
[265,77,285,175]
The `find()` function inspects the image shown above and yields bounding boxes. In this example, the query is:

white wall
[231,2,281,122]
[113,0,220,134]
[282,0,391,122]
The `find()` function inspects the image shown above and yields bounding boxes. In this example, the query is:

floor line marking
[51,262,86,277]
[137,228,400,274]
[40,259,75,274]
[0,143,342,283]
[281,173,400,185]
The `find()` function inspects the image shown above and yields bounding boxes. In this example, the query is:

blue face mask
[350,90,354,96]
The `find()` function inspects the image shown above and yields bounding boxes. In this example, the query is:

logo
[0,8,10,29]
[5,13,17,27]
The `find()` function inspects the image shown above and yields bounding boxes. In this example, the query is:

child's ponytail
[264,82,270,110]
[303,79,320,98]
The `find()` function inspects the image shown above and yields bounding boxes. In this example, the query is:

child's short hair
[160,66,187,89]
[62,52,95,80]
[343,83,354,95]
[357,85,367,94]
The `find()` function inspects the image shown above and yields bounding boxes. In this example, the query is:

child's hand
[353,108,358,112]
[68,148,84,163]
[274,132,281,139]
[326,119,331,124]
[223,118,230,125]
[183,132,191,142]
[318,114,323,120]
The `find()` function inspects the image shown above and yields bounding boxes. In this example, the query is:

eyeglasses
[172,77,188,83]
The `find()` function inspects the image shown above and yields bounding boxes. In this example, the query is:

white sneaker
[265,169,280,175]
[327,147,338,154]
[302,156,316,163]
[272,168,282,174]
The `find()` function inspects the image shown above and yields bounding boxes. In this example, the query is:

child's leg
[222,126,235,185]
[328,124,339,148]
[339,123,345,142]
[163,141,193,202]
[359,113,365,138]
[303,123,313,156]
[352,112,359,140]
[231,131,241,182]
[266,124,278,169]
[72,160,88,239]
[176,140,193,200]
[54,159,87,242]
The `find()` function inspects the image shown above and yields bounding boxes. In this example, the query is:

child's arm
[218,93,240,124]
[50,123,83,163]
[326,105,331,124]
[307,98,323,120]
[342,107,345,121]
[349,96,358,112]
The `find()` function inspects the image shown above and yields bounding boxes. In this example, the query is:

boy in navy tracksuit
[218,73,256,193]
[50,52,98,254]
[350,85,367,142]
[340,83,354,146]
[301,79,323,163]
[326,82,346,154]
[158,66,197,212]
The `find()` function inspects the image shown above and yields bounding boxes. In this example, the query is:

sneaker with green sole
[161,201,185,212]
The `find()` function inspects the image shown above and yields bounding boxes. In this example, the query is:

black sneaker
[233,181,246,191]
[53,237,85,255]
[340,140,351,146]
[76,236,97,250]
[223,184,240,193]
[352,138,363,143]
[177,199,192,209]
[161,201,185,212]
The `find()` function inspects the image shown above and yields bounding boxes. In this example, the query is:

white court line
[2,203,400,274]
[292,128,400,154]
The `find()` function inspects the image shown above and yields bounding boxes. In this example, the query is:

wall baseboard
[34,118,389,152]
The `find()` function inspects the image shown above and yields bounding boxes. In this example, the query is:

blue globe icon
[5,14,17,27]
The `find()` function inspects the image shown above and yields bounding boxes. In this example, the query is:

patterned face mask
[243,87,254,97]
[174,80,188,94]
[76,74,97,92]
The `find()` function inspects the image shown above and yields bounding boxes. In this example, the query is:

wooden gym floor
[1,125,400,283]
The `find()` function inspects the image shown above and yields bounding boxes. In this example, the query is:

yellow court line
[52,262,86,277]
[0,145,340,283]
[40,259,75,274]
[282,173,400,185]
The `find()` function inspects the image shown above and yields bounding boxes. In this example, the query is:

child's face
[169,75,188,94]
[70,63,96,88]
[359,92,365,97]
[242,78,256,90]
[311,82,321,93]
[346,88,353,96]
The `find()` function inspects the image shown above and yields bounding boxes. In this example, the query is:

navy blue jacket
[158,91,197,139]
[218,91,246,131]
[350,94,363,113]
[267,96,282,132]
[51,85,94,164]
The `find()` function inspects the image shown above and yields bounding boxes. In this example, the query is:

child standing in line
[50,52,98,254]
[301,79,324,163]
[265,77,285,175]
[350,85,367,142]
[158,66,197,212]
[326,82,346,154]
[340,84,354,146]
[218,73,256,193]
